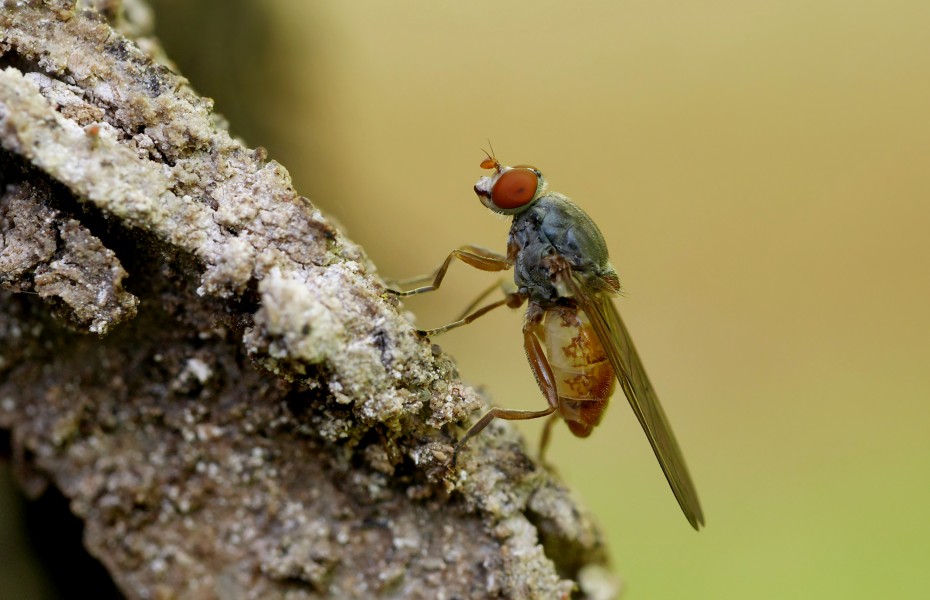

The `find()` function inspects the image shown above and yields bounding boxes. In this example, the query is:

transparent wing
[564,271,705,529]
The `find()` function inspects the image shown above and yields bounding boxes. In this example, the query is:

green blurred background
[3,1,929,597]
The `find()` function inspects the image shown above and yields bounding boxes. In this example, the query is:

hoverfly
[389,153,704,529]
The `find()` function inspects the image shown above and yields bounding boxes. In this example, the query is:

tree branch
[0,1,616,597]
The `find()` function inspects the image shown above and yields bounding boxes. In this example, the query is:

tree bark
[0,2,616,598]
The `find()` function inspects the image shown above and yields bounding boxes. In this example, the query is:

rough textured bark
[0,2,617,598]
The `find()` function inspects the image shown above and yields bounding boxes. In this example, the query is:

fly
[389,152,704,529]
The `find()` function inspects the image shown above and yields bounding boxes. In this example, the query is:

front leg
[387,245,511,297]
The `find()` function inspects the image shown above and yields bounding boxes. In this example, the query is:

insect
[389,153,704,529]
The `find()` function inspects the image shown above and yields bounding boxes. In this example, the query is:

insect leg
[523,326,560,409]
[453,405,557,462]
[523,324,569,462]
[386,246,511,297]
[455,278,504,320]
[417,297,509,336]
[452,326,562,462]
[417,285,526,337]
[538,413,560,465]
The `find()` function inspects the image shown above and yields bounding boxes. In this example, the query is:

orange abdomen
[534,306,616,437]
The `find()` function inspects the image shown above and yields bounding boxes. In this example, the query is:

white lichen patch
[198,235,256,297]
[251,267,341,365]
[185,357,213,384]
[495,515,575,597]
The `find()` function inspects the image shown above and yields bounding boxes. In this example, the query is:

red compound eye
[491,167,540,209]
